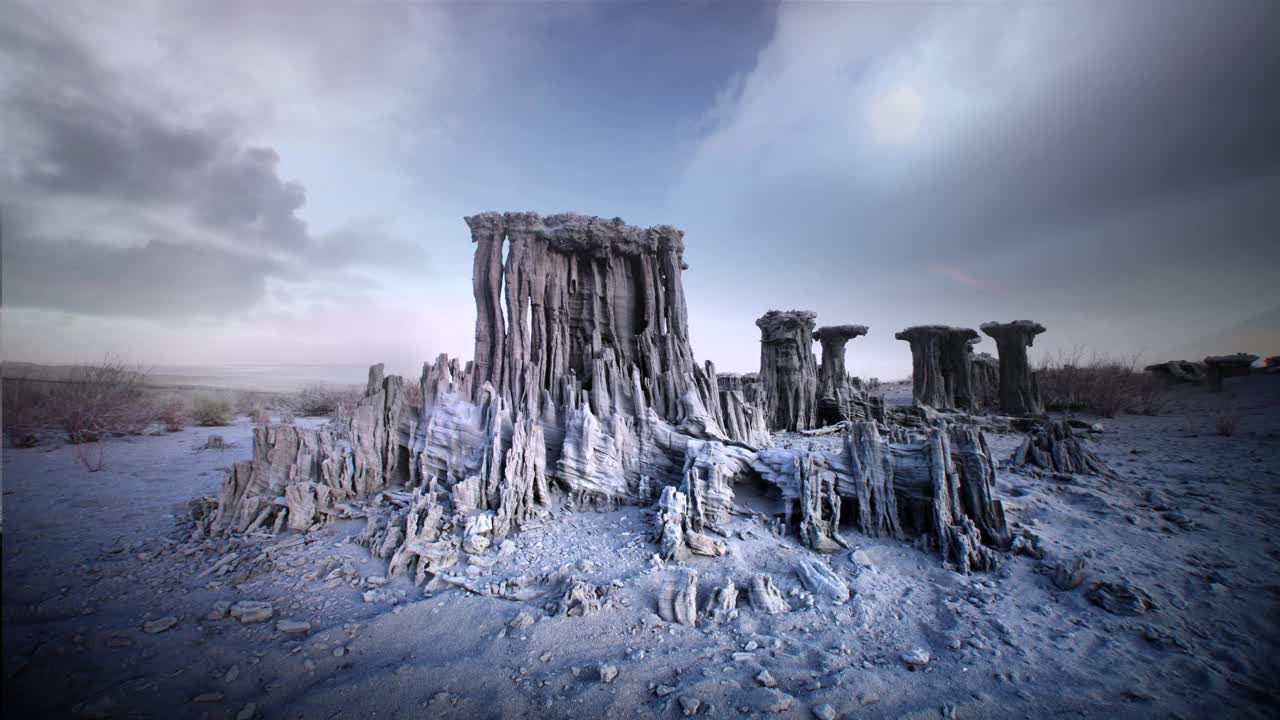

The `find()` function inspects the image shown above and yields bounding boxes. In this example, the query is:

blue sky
[3,0,1278,379]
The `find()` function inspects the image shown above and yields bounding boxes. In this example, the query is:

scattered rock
[277,620,312,635]
[901,648,931,670]
[655,684,677,697]
[1051,558,1087,591]
[756,669,778,688]
[208,601,232,620]
[509,611,537,629]
[796,559,850,603]
[1087,581,1155,616]
[745,688,796,713]
[679,695,702,716]
[142,616,178,634]
[812,704,837,720]
[598,664,619,684]
[236,703,257,720]
[229,601,274,624]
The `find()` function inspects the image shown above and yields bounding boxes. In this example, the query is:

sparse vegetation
[158,398,188,432]
[294,383,358,416]
[192,396,233,426]
[1037,349,1168,417]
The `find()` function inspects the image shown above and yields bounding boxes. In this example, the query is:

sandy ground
[3,376,1278,719]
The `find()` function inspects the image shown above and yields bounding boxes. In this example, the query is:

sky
[2,0,1278,381]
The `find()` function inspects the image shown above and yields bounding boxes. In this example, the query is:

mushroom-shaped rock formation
[1203,354,1258,391]
[980,321,1047,416]
[813,324,872,426]
[895,326,980,411]
[756,310,820,432]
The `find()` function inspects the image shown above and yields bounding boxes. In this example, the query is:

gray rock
[901,648,931,669]
[142,616,178,634]
[679,696,702,716]
[229,601,273,624]
[813,704,837,720]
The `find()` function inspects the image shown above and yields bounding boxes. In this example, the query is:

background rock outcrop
[756,310,819,432]
[813,324,880,425]
[981,320,1046,416]
[895,326,980,411]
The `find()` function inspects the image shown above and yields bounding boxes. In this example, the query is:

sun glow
[868,84,923,146]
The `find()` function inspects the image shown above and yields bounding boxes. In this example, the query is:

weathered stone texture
[981,320,1046,416]
[757,310,819,432]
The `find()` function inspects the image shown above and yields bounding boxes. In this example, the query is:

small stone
[902,648,931,669]
[744,641,759,651]
[851,549,874,567]
[679,696,702,716]
[812,704,837,720]
[333,646,346,657]
[656,684,677,697]
[277,620,312,635]
[236,702,257,720]
[229,601,273,624]
[599,664,619,684]
[509,611,536,629]
[756,670,778,688]
[208,601,232,620]
[747,688,795,713]
[224,665,240,683]
[192,692,225,703]
[143,616,178,634]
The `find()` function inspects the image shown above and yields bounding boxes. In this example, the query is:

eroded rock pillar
[981,320,1046,416]
[813,324,868,425]
[756,310,819,432]
[895,326,950,409]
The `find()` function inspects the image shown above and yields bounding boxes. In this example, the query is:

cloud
[0,0,428,321]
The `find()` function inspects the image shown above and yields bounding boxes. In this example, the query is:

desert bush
[293,383,361,416]
[1037,349,1167,417]
[2,374,52,447]
[1215,398,1238,436]
[158,398,188,432]
[192,396,233,426]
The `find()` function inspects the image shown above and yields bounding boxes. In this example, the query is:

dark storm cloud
[0,1,419,319]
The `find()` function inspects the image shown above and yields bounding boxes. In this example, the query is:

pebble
[599,664,619,684]
[333,646,347,657]
[236,702,257,720]
[655,684,677,697]
[812,704,837,720]
[277,620,312,635]
[509,611,536,629]
[756,670,778,688]
[901,648,931,669]
[142,616,178,634]
[229,601,274,624]
[679,696,702,716]
[224,665,240,683]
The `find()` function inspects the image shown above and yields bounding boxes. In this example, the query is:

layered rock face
[813,325,880,425]
[981,321,1046,416]
[895,326,981,411]
[751,422,1010,572]
[757,311,819,432]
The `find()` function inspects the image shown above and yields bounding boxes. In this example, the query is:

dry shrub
[158,398,187,432]
[1215,397,1238,436]
[1037,349,1168,417]
[192,396,233,426]
[294,384,360,416]
[2,373,52,447]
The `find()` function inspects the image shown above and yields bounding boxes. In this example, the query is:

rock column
[756,310,819,432]
[813,324,869,425]
[980,320,1046,416]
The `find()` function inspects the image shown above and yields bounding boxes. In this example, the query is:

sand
[3,376,1278,719]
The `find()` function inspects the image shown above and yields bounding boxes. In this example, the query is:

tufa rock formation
[1012,420,1113,477]
[895,326,981,411]
[1144,360,1206,385]
[1203,353,1257,392]
[195,210,1017,589]
[969,351,1000,411]
[981,320,1046,416]
[812,324,882,425]
[756,310,820,432]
